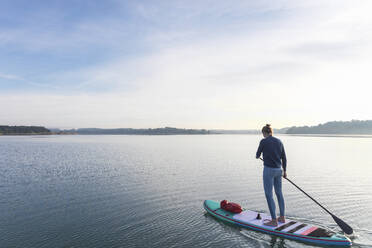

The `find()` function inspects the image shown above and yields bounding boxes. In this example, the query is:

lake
[0,135,371,247]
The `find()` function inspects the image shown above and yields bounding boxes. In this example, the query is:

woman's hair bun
[262,124,273,134]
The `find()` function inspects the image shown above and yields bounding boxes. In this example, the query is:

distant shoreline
[2,133,372,138]
[0,133,52,136]
[2,120,372,136]
[0,126,51,135]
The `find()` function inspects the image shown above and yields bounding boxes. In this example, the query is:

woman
[256,124,287,226]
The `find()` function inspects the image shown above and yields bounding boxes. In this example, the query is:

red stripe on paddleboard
[204,202,350,245]
[301,226,318,236]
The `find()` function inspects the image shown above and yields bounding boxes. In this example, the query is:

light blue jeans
[263,166,285,220]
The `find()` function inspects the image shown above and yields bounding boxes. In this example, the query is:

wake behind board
[204,200,351,247]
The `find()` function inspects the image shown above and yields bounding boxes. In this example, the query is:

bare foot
[263,219,278,226]
[277,216,285,223]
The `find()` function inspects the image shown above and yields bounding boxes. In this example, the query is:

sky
[1,0,372,129]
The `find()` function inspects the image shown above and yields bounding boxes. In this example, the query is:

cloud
[0,72,23,81]
[2,1,372,128]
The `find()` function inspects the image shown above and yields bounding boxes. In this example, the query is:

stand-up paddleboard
[204,200,351,247]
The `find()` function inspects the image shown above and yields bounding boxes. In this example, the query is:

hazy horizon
[4,119,369,132]
[2,1,372,129]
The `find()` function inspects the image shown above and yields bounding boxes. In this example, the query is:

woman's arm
[256,139,264,159]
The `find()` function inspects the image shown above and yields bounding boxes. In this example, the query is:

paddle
[259,158,353,235]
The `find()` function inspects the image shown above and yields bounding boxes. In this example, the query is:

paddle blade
[331,214,353,235]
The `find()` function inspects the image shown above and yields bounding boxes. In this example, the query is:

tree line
[286,120,372,134]
[0,125,51,134]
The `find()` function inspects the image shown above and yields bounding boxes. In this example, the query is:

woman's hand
[283,171,287,178]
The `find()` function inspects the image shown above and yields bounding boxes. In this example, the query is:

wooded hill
[0,126,51,135]
[286,120,372,134]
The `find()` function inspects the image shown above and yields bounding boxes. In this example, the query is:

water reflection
[269,236,286,248]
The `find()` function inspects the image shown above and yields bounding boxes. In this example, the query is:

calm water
[1,135,372,248]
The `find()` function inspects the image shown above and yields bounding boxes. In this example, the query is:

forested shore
[286,120,372,134]
[0,126,51,135]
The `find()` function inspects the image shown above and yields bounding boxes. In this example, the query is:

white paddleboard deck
[204,200,352,247]
[234,210,323,236]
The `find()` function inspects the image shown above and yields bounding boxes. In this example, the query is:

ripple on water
[1,135,372,247]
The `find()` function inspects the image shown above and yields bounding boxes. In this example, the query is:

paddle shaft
[285,178,334,215]
[259,157,332,214]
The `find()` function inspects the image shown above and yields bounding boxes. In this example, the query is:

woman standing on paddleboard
[256,124,287,227]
